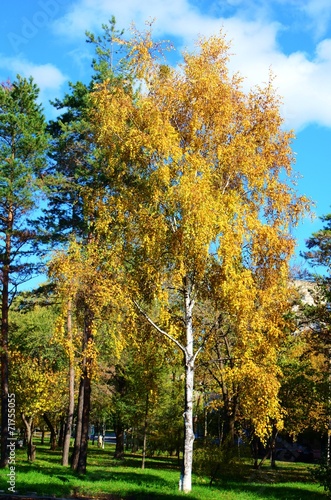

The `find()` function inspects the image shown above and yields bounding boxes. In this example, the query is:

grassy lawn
[0,442,327,499]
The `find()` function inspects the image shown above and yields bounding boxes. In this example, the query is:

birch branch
[133,299,186,355]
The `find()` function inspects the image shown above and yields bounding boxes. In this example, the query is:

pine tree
[43,19,130,472]
[0,76,48,467]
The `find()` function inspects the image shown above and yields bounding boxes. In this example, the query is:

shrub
[193,439,247,486]
[310,456,331,496]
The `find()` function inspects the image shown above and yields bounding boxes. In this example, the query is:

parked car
[104,431,117,444]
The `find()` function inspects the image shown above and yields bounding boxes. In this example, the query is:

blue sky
[1,0,331,273]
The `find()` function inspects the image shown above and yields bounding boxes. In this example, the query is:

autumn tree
[302,213,331,461]
[91,27,310,492]
[7,288,67,460]
[278,330,329,442]
[42,19,131,471]
[0,77,49,467]
[48,242,97,472]
[10,350,65,461]
[42,18,129,246]
[48,236,128,473]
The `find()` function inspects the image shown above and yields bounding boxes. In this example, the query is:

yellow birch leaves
[89,28,310,442]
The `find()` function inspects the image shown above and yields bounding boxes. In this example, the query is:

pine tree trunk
[71,307,93,474]
[0,213,12,468]
[62,300,75,466]
[71,376,84,470]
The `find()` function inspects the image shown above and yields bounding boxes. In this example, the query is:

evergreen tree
[0,76,48,467]
[43,19,131,472]
[303,213,331,461]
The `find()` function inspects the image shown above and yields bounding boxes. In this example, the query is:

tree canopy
[0,21,317,495]
[89,26,310,492]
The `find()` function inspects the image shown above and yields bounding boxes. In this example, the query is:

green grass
[0,442,328,499]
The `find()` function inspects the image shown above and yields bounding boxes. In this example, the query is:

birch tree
[91,27,310,492]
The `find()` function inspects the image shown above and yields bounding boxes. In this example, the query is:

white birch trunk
[133,279,198,494]
[181,279,195,493]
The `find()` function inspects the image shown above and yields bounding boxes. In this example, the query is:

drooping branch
[133,299,186,356]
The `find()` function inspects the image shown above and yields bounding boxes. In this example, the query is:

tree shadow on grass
[209,465,327,500]
[213,480,327,499]
[3,467,326,500]
[8,450,326,500]
[119,455,180,471]
[12,470,203,500]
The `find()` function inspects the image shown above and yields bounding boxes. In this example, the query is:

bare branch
[133,299,186,355]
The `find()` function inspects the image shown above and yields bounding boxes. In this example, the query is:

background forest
[0,19,330,495]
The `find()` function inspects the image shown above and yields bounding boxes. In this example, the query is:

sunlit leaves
[90,27,310,448]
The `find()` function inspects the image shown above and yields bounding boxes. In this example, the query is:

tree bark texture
[43,413,57,451]
[0,211,12,468]
[71,375,84,470]
[21,413,36,462]
[141,392,149,469]
[181,278,195,493]
[62,300,75,466]
[71,307,93,474]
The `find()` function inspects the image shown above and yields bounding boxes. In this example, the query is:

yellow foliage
[89,28,311,442]
[10,350,66,417]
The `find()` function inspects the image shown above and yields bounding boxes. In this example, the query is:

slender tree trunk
[77,376,91,474]
[270,429,278,469]
[227,402,237,445]
[180,278,195,493]
[71,376,84,470]
[0,212,12,468]
[141,392,149,469]
[327,347,331,465]
[58,417,65,448]
[256,429,278,470]
[252,436,259,469]
[62,300,75,466]
[43,413,57,450]
[131,428,138,453]
[21,413,36,462]
[177,429,181,465]
[72,307,93,474]
[114,421,125,459]
[113,369,127,459]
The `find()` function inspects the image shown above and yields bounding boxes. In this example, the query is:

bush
[193,439,247,486]
[310,456,331,496]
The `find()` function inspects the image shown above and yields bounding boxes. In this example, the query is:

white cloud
[0,56,68,116]
[303,0,331,38]
[51,0,331,130]
[52,0,212,41]
[225,30,331,130]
